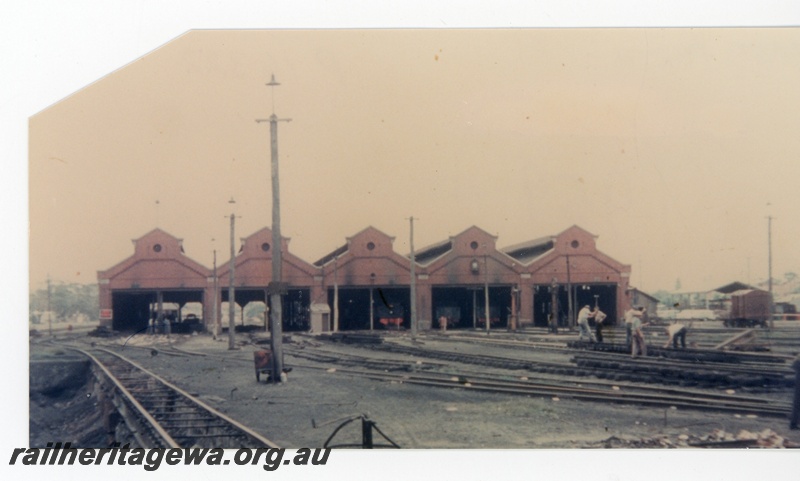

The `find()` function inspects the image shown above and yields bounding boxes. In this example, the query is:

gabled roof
[98,228,209,280]
[314,225,399,267]
[712,281,758,294]
[628,287,661,303]
[346,225,395,243]
[411,225,498,266]
[556,224,598,239]
[132,227,185,253]
[132,227,182,243]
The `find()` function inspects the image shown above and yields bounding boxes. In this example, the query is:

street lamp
[369,273,376,331]
[484,244,490,334]
[227,198,237,350]
[212,238,219,338]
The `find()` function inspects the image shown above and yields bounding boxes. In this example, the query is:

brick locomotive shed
[97,225,633,333]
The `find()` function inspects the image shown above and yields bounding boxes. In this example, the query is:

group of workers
[576,303,800,433]
[146,314,172,335]
[575,304,689,358]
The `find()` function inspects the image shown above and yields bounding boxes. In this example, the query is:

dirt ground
[31,330,800,450]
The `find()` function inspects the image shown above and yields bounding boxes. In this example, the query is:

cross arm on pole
[256,117,292,123]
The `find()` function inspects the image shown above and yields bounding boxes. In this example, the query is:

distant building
[98,224,635,331]
[627,287,659,318]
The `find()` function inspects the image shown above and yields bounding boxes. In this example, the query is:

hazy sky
[7,2,800,476]
[27,27,800,293]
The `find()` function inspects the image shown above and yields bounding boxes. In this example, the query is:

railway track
[54,332,797,423]
[300,364,792,418]
[70,346,279,449]
[323,336,794,391]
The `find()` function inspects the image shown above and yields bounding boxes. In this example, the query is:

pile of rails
[567,341,793,390]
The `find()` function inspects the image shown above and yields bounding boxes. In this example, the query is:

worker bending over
[663,322,688,349]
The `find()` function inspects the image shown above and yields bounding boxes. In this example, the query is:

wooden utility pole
[566,255,573,328]
[369,274,375,331]
[212,247,219,337]
[409,216,417,337]
[484,250,490,334]
[333,254,339,332]
[228,199,237,350]
[257,74,292,381]
[46,276,52,337]
[550,278,559,334]
[768,215,774,330]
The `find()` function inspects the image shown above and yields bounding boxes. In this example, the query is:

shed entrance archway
[110,289,204,332]
[328,287,410,330]
[532,284,617,328]
[221,288,310,332]
[431,286,511,329]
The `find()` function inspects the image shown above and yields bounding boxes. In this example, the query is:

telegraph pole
[484,247,490,334]
[768,215,774,330]
[566,255,573,328]
[212,244,219,338]
[409,216,417,337]
[228,198,237,350]
[46,275,52,337]
[333,254,339,332]
[257,74,291,381]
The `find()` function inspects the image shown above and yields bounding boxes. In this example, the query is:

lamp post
[227,198,237,350]
[409,216,417,337]
[46,276,52,337]
[212,241,219,338]
[510,285,518,331]
[333,253,339,333]
[550,277,559,334]
[566,255,573,329]
[257,74,291,381]
[369,273,375,331]
[768,214,774,330]
[484,245,490,334]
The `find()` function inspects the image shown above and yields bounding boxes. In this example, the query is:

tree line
[29,282,98,324]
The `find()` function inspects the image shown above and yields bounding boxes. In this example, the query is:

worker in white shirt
[663,322,688,349]
[624,306,645,347]
[593,307,607,343]
[630,308,648,358]
[576,305,596,342]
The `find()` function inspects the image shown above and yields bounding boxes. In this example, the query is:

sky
[5,1,800,478]
[25,26,800,295]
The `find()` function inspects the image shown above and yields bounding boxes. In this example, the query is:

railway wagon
[725,289,772,328]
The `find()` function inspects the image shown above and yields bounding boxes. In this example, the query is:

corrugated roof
[501,236,555,264]
[413,239,453,265]
[313,244,349,267]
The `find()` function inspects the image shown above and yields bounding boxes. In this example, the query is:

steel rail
[317,366,791,417]
[70,346,280,448]
[94,348,281,448]
[75,347,181,448]
[289,342,793,409]
[571,352,793,377]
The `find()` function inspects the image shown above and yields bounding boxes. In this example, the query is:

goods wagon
[724,289,771,328]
